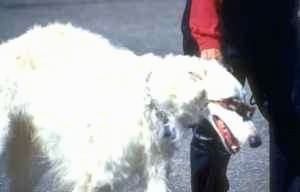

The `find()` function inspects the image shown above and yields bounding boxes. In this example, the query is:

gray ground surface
[0,1,269,191]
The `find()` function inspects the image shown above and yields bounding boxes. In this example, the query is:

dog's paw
[146,179,168,192]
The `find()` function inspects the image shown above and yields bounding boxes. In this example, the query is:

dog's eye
[216,98,255,120]
[227,104,237,111]
[224,97,241,103]
[218,98,242,112]
[216,100,235,111]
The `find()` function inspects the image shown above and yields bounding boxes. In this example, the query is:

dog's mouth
[212,115,240,153]
[209,98,256,153]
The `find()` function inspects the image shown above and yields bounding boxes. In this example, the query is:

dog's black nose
[249,135,262,148]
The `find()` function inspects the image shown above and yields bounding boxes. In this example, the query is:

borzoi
[0,23,260,192]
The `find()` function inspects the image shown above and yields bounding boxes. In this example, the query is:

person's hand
[200,48,223,62]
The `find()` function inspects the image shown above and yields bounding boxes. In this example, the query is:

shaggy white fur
[0,23,258,192]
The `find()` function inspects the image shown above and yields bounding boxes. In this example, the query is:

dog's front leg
[146,163,168,192]
[145,143,169,192]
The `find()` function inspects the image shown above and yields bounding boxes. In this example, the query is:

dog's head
[148,57,261,153]
[198,59,261,153]
[205,97,261,153]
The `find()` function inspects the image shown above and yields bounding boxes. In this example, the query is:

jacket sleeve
[189,0,221,51]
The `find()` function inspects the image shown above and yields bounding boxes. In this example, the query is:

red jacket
[189,0,221,51]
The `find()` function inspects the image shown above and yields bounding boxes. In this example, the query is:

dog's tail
[6,111,36,192]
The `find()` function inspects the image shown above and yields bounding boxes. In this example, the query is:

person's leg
[246,42,300,191]
[190,144,230,192]
[190,120,230,192]
[213,149,230,192]
[220,0,300,191]
[269,128,294,192]
[190,138,211,192]
[268,59,300,192]
[222,46,292,192]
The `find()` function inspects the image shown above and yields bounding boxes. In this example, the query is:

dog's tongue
[215,118,226,129]
[213,116,240,153]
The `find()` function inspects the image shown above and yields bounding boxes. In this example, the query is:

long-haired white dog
[0,23,261,192]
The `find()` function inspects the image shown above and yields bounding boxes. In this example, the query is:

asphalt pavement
[0,1,269,191]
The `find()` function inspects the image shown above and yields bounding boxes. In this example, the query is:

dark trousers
[222,41,300,192]
[190,120,230,192]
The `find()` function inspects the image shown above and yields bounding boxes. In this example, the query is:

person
[181,0,300,192]
[181,1,232,191]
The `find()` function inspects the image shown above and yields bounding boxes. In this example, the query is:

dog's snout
[248,135,262,148]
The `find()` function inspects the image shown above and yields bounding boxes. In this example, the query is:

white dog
[0,23,260,192]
